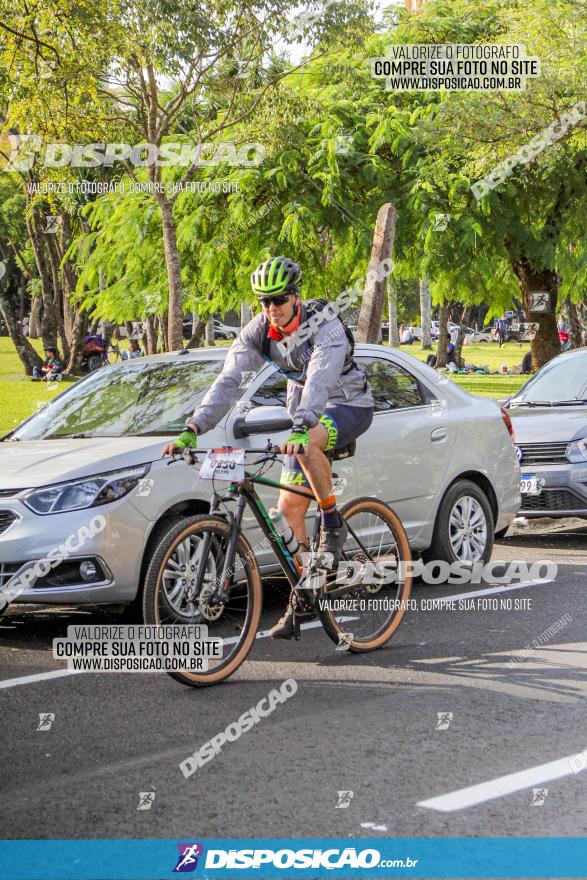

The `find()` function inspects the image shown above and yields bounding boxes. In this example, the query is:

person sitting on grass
[426,341,455,369]
[121,339,142,360]
[31,347,63,382]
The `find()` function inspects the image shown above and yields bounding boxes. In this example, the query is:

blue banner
[1,838,587,879]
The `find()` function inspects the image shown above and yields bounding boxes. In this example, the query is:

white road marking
[427,578,553,605]
[361,822,388,831]
[0,577,556,691]
[0,616,360,688]
[0,668,80,690]
[417,750,587,812]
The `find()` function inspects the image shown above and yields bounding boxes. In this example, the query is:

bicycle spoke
[319,499,411,648]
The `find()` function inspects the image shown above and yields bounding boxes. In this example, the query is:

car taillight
[501,407,515,443]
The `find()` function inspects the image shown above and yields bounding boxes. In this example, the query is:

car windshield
[510,352,587,405]
[11,357,228,440]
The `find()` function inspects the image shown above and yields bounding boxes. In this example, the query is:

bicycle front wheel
[142,515,262,686]
[317,496,412,652]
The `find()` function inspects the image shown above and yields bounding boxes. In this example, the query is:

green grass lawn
[0,337,529,437]
[400,340,529,400]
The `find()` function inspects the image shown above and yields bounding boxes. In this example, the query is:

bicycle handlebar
[167,442,282,467]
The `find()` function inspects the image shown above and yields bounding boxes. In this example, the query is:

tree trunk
[29,296,42,337]
[145,315,158,355]
[436,302,449,368]
[101,319,114,344]
[42,225,70,360]
[185,317,205,349]
[241,302,252,328]
[205,315,216,346]
[26,209,58,350]
[567,299,582,349]
[157,314,168,352]
[388,280,399,347]
[453,305,471,368]
[356,203,397,344]
[66,308,88,374]
[0,252,42,375]
[419,278,432,349]
[62,292,74,343]
[157,195,184,351]
[512,261,560,369]
[59,215,77,345]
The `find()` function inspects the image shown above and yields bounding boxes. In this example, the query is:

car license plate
[200,448,245,481]
[520,473,541,496]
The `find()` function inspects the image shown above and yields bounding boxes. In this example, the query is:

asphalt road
[1,518,586,844]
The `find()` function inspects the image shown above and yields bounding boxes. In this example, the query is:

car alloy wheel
[448,495,488,562]
[162,533,218,621]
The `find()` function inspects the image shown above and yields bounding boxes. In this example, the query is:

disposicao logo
[173,843,204,873]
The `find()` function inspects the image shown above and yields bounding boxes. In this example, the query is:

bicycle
[142,441,412,687]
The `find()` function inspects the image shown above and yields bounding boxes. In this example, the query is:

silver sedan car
[0,344,520,612]
[506,347,587,519]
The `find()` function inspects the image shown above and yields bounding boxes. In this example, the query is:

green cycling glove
[174,428,198,450]
[287,426,309,449]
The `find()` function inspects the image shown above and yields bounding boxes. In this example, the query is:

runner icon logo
[435,712,453,731]
[173,843,204,873]
[336,632,353,652]
[36,713,55,731]
[335,791,354,809]
[530,788,548,806]
[137,791,156,810]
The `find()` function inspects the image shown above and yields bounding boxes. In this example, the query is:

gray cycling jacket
[190,303,374,433]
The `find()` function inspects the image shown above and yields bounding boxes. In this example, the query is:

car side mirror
[233,405,293,438]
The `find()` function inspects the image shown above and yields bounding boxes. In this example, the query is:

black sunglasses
[258,293,293,307]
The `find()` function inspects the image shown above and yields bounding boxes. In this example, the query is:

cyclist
[163,255,375,638]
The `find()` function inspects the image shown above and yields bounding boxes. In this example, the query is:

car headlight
[566,439,587,463]
[23,464,151,515]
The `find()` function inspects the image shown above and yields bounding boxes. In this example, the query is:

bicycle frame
[179,446,376,608]
[206,472,317,604]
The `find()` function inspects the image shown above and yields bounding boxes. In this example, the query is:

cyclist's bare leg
[278,489,312,548]
[270,424,341,638]
[295,423,333,502]
[277,422,332,546]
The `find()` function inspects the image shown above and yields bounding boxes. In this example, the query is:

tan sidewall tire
[318,497,412,653]
[143,515,262,686]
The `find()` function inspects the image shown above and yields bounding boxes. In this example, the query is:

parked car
[464,328,493,344]
[506,347,587,520]
[182,318,239,341]
[213,318,239,340]
[0,345,519,616]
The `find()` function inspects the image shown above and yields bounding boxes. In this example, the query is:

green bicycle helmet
[250,256,302,296]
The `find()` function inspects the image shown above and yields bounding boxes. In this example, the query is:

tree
[0,178,42,373]
[382,0,587,368]
[419,278,432,349]
[356,203,397,343]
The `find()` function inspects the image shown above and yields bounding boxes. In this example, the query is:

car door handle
[430,428,448,442]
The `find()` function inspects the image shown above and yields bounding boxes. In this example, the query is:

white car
[465,328,493,344]
[213,319,238,340]
[0,345,520,615]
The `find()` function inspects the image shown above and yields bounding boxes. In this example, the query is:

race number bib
[199,448,245,482]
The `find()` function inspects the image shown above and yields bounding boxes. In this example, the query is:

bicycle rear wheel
[142,515,262,686]
[317,496,411,652]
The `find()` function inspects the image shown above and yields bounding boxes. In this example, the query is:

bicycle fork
[198,493,247,607]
